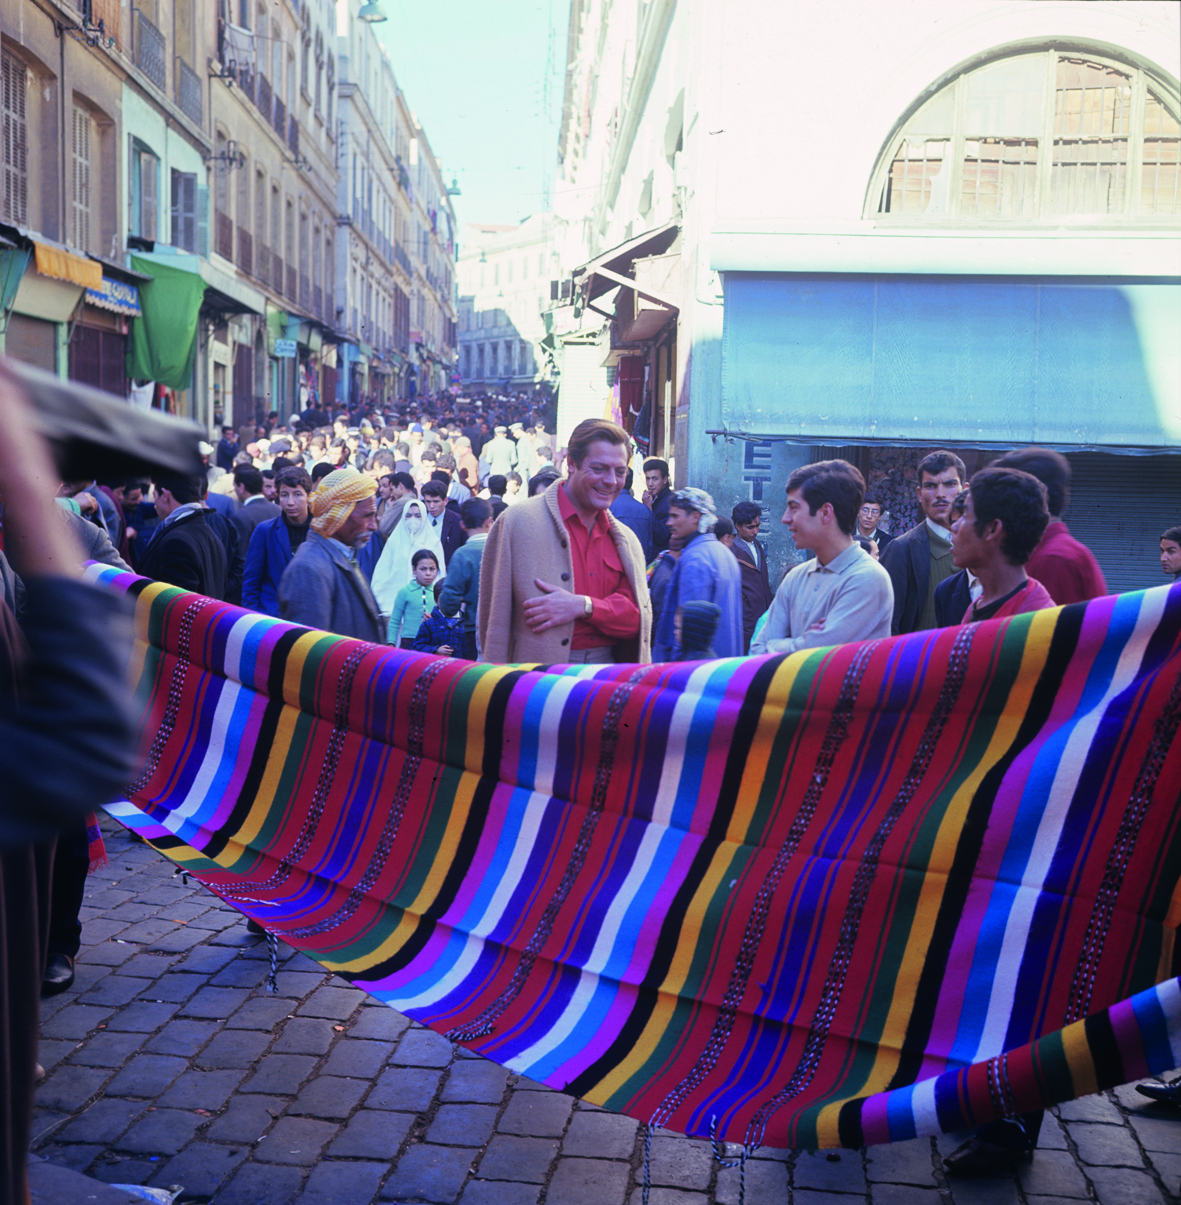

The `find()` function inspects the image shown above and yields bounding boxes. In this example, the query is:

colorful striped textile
[90,564,1181,1150]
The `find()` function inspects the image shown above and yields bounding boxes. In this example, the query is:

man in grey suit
[231,465,281,544]
[278,467,384,643]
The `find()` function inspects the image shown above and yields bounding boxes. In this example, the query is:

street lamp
[447,177,461,196]
[358,1,387,22]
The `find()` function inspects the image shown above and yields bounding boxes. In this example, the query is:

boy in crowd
[949,467,1053,622]
[751,460,893,656]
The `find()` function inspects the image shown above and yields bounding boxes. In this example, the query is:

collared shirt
[328,535,357,562]
[925,517,952,543]
[556,485,640,649]
[242,493,270,507]
[750,540,893,655]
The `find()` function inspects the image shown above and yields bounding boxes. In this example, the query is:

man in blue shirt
[651,488,743,662]
[610,469,653,562]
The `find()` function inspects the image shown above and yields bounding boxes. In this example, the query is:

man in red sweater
[992,448,1106,605]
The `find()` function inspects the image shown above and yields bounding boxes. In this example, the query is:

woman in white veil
[370,499,447,614]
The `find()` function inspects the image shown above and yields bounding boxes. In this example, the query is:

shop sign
[84,276,142,316]
[274,338,298,357]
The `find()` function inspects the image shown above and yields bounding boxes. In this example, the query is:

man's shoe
[943,1136,1033,1177]
[42,953,75,996]
[246,918,265,935]
[1135,1077,1181,1106]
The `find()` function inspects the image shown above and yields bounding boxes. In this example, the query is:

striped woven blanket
[91,565,1181,1150]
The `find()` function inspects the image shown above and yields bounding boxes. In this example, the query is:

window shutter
[2,51,29,226]
[72,106,91,251]
[171,170,198,252]
[196,182,209,257]
[141,153,158,241]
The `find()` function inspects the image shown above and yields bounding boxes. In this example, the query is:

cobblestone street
[30,820,1181,1205]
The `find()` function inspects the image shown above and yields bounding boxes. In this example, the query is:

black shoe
[246,918,265,935]
[42,953,75,996]
[943,1136,1033,1177]
[1135,1077,1181,1106]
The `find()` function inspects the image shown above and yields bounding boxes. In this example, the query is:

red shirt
[556,485,641,649]
[1026,521,1107,605]
[961,577,1056,624]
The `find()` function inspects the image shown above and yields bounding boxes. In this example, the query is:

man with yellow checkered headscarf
[278,467,386,642]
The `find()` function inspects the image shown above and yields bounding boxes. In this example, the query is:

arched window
[869,47,1179,220]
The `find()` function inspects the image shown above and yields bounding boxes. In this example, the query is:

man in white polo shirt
[750,460,893,656]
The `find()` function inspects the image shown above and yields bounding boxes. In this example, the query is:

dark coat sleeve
[241,524,268,610]
[0,577,139,843]
[880,527,925,636]
[934,570,972,628]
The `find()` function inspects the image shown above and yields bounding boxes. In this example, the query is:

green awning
[126,255,207,389]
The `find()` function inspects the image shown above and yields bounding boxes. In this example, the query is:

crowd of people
[58,395,1181,678]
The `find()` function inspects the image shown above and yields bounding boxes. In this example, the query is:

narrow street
[30,819,1181,1205]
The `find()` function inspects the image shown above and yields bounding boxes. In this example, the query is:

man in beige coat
[478,419,651,664]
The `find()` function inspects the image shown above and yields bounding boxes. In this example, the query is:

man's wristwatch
[582,595,594,616]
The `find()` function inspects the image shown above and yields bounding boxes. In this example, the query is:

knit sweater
[387,580,434,645]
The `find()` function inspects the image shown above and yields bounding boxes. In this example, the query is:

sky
[373,0,568,231]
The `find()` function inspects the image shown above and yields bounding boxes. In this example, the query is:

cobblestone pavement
[32,820,1181,1204]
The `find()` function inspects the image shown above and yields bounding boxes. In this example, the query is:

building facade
[551,0,1181,591]
[1,0,152,393]
[407,126,457,398]
[335,3,413,409]
[456,214,557,394]
[1,0,456,432]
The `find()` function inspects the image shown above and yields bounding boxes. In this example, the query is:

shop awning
[128,250,264,317]
[198,258,264,316]
[719,274,1181,452]
[574,220,680,305]
[33,240,102,290]
[85,276,142,316]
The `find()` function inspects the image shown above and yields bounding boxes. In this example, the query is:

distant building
[456,215,557,394]
[335,10,414,408]
[407,128,458,399]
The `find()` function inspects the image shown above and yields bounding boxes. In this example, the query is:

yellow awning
[33,241,102,290]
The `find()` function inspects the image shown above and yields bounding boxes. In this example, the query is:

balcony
[176,58,202,125]
[273,96,286,141]
[300,272,309,310]
[394,242,411,275]
[135,9,166,91]
[286,264,296,300]
[237,227,252,276]
[313,285,322,319]
[257,74,272,124]
[287,116,299,157]
[255,245,269,287]
[270,254,282,294]
[216,210,233,261]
